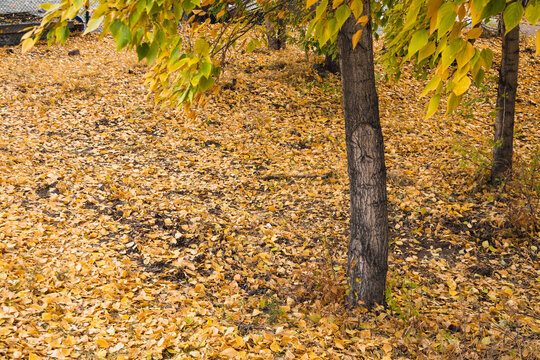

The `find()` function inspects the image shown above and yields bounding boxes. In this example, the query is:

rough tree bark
[323,53,340,74]
[337,1,389,309]
[265,17,286,50]
[492,20,520,183]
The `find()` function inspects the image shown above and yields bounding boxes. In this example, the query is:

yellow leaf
[350,0,363,19]
[356,15,368,25]
[467,27,483,40]
[427,0,442,18]
[452,75,471,96]
[21,37,36,54]
[221,348,238,358]
[456,42,475,68]
[332,0,344,9]
[96,338,108,348]
[29,354,41,360]
[63,336,76,347]
[457,3,466,20]
[425,94,440,119]
[270,341,282,352]
[309,313,321,324]
[352,29,363,50]
[306,0,319,9]
[234,335,245,348]
[502,287,514,296]
[268,205,276,211]
[536,29,540,56]
[41,312,52,321]
[446,93,461,114]
[382,342,392,353]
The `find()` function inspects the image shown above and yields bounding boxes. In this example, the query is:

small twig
[261,172,333,181]
[517,310,540,322]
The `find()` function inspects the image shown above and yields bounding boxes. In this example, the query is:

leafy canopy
[23,0,540,117]
[23,0,376,110]
[380,0,540,118]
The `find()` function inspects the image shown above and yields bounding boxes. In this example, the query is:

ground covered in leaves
[0,32,539,360]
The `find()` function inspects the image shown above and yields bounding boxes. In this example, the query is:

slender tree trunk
[338,2,389,309]
[324,53,340,74]
[492,21,519,183]
[265,16,286,50]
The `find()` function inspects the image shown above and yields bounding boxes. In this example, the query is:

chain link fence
[0,0,62,15]
[0,0,92,45]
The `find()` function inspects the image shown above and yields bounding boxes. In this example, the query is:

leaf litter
[0,33,539,359]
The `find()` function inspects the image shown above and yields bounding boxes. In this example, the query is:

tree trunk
[491,21,519,183]
[323,53,340,74]
[265,17,286,50]
[338,2,389,309]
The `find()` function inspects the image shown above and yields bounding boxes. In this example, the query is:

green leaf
[480,0,505,20]
[503,2,524,34]
[403,2,421,30]
[418,41,436,61]
[200,62,213,78]
[147,41,159,65]
[318,19,333,46]
[63,6,80,21]
[173,3,184,20]
[525,0,540,25]
[129,5,145,25]
[327,18,339,40]
[136,43,150,61]
[441,38,464,71]
[408,29,429,58]
[190,73,202,87]
[479,48,493,69]
[55,25,69,44]
[335,5,351,30]
[470,0,486,25]
[182,0,197,13]
[314,0,328,24]
[437,3,456,39]
[199,76,214,92]
[154,29,166,47]
[246,39,259,53]
[110,19,131,50]
[421,74,441,96]
[473,68,486,85]
[194,38,210,57]
[177,86,191,104]
[168,47,181,67]
[446,93,462,114]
